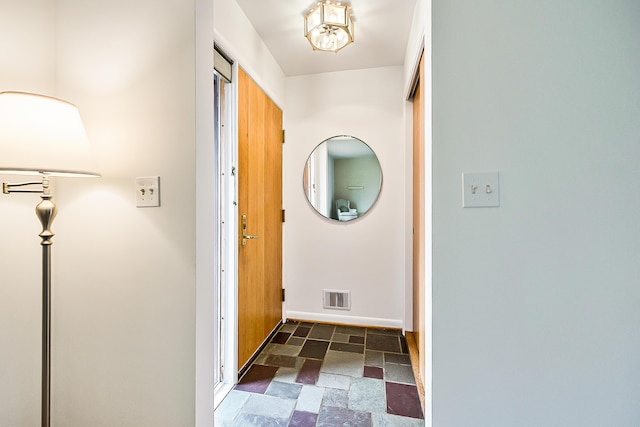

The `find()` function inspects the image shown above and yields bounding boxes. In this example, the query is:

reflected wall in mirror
[303,135,382,221]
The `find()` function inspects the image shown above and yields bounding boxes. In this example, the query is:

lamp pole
[36,179,56,427]
[4,176,56,427]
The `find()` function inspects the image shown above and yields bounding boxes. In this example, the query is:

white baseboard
[285,310,403,330]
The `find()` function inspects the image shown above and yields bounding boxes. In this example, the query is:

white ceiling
[235,0,417,76]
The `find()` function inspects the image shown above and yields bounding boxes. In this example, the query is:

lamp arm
[3,179,47,194]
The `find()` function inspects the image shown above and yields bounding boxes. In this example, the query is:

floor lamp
[0,91,100,427]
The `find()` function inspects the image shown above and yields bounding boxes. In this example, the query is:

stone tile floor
[215,321,424,426]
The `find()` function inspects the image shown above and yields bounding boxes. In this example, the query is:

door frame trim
[405,27,432,426]
[214,59,240,409]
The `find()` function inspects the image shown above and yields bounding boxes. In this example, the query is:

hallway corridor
[214,321,424,426]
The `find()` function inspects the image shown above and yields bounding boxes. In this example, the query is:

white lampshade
[0,91,100,177]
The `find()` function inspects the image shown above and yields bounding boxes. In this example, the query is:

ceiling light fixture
[304,1,354,53]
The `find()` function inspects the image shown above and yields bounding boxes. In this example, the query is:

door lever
[241,214,260,246]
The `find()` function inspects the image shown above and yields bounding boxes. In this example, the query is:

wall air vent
[323,290,351,310]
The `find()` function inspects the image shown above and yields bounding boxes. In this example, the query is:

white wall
[213,0,285,107]
[404,0,427,97]
[195,0,215,424]
[433,1,640,425]
[0,2,56,425]
[1,0,203,425]
[284,66,407,328]
[0,0,55,92]
[54,1,198,425]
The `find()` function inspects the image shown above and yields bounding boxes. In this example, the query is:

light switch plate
[462,171,500,208]
[136,176,160,207]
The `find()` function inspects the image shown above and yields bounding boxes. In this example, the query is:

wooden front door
[237,67,283,370]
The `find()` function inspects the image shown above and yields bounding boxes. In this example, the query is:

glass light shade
[0,91,100,177]
[323,4,347,26]
[304,3,354,53]
[305,7,322,34]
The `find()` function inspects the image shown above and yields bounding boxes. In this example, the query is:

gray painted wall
[433,1,640,425]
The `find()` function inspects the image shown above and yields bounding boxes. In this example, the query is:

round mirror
[303,135,382,221]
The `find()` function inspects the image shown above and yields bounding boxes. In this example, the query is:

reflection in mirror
[303,135,382,221]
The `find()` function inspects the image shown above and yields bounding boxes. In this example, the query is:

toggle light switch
[136,176,160,207]
[462,172,499,208]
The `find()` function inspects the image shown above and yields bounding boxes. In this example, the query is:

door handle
[241,214,260,246]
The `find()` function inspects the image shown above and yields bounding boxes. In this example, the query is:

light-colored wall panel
[50,0,197,425]
[0,0,201,424]
[284,66,407,327]
[433,1,640,425]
